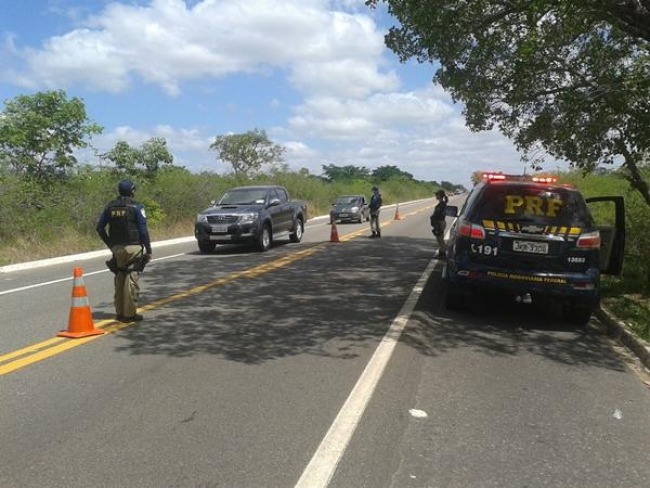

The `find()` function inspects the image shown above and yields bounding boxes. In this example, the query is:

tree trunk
[622,156,650,208]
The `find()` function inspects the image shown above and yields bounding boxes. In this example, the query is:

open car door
[586,196,625,275]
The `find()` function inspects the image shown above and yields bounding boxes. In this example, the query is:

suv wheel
[564,299,592,326]
[289,218,303,243]
[198,240,216,254]
[444,283,465,310]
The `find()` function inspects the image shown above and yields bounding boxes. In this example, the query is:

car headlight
[239,213,258,224]
[197,214,208,223]
[350,206,359,212]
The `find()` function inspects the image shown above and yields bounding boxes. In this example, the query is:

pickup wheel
[289,217,304,243]
[256,223,272,252]
[198,240,216,254]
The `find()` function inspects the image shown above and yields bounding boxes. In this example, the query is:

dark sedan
[330,195,369,223]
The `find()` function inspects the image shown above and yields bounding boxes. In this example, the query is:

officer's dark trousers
[433,219,446,253]
[370,210,381,234]
[111,244,142,317]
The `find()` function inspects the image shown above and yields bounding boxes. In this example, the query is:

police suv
[443,172,625,325]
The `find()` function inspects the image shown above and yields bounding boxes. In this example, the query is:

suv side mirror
[445,205,458,217]
[269,198,281,207]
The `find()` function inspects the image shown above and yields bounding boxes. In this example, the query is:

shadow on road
[403,270,626,372]
[101,235,626,372]
[108,236,434,364]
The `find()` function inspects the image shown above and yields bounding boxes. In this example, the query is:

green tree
[321,164,371,182]
[0,90,102,180]
[440,180,456,192]
[372,164,414,181]
[140,137,174,175]
[101,137,174,178]
[367,0,650,205]
[209,128,285,177]
[101,141,139,174]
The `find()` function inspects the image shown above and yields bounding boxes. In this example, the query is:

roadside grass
[563,169,650,343]
[601,295,650,342]
[0,169,438,267]
[601,265,650,342]
[0,220,194,266]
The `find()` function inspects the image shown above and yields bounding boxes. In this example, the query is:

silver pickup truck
[194,185,308,253]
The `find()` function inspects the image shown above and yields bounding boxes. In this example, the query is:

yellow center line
[0,244,326,376]
[0,337,68,364]
[0,205,432,376]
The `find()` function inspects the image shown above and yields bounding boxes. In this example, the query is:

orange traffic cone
[58,267,105,338]
[394,204,402,220]
[330,220,341,243]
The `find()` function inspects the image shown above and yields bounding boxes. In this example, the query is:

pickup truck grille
[207,215,239,224]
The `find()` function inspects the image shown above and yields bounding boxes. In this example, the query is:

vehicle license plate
[513,240,548,254]
[211,225,229,233]
[339,213,348,218]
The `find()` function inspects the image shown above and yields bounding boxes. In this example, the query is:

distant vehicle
[330,195,369,224]
[195,185,307,253]
[443,172,625,325]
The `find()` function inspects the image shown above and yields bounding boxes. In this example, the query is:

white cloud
[278,84,524,182]
[1,0,530,184]
[8,0,393,98]
[288,86,455,139]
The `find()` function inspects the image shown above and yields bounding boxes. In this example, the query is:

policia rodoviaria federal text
[96,180,152,323]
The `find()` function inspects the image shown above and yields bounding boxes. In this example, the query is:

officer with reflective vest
[96,180,152,323]
[369,186,383,238]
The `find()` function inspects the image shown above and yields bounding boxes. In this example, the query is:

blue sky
[0,0,528,185]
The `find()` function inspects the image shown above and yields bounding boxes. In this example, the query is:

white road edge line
[0,199,433,274]
[0,254,186,296]
[295,258,438,488]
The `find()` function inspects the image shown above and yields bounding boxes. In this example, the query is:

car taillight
[576,231,601,249]
[458,220,486,240]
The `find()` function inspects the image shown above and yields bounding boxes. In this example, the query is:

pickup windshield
[218,189,268,205]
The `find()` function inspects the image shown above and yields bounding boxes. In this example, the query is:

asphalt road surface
[1,197,649,488]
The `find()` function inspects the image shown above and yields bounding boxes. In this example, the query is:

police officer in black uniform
[369,186,383,238]
[430,189,448,258]
[96,180,152,322]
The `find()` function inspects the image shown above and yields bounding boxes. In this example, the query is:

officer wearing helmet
[430,189,449,258]
[96,180,152,322]
[368,186,383,238]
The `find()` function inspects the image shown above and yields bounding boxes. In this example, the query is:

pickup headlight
[239,213,259,224]
[197,214,207,223]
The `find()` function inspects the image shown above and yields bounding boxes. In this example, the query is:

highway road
[1,197,649,488]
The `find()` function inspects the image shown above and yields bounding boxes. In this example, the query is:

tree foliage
[209,128,285,177]
[367,0,650,204]
[101,141,139,173]
[0,90,102,180]
[321,164,371,182]
[372,164,414,181]
[101,137,174,178]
